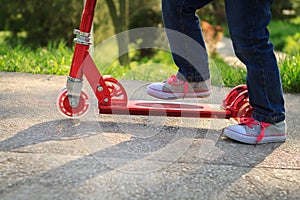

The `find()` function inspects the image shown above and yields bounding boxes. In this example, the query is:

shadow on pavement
[0,118,284,199]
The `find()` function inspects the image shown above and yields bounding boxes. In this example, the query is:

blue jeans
[162,0,285,124]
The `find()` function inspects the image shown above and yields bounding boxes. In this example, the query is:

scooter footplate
[99,100,231,119]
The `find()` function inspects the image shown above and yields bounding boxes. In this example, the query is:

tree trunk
[105,0,130,68]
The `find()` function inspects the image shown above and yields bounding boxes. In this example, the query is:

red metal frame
[57,0,253,120]
[69,0,97,80]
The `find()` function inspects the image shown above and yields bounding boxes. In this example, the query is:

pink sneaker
[223,117,287,144]
[147,75,210,99]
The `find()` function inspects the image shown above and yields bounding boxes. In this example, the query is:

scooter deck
[99,100,231,118]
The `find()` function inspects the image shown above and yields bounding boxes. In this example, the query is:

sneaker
[223,117,287,144]
[147,75,210,99]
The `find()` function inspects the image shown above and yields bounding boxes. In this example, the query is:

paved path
[0,72,299,199]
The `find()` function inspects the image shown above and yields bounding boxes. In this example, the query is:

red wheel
[234,99,253,122]
[222,84,248,108]
[57,88,90,118]
[223,84,253,121]
[102,77,128,106]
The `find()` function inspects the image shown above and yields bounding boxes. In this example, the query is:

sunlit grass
[0,36,299,93]
[0,41,72,75]
[279,52,300,93]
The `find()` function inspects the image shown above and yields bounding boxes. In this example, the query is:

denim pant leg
[225,0,285,123]
[162,0,212,82]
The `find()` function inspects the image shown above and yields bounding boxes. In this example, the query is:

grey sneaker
[147,75,210,99]
[223,117,287,144]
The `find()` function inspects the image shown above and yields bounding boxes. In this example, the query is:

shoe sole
[223,128,287,144]
[147,87,210,100]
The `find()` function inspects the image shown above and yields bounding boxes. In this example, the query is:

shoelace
[167,75,189,97]
[240,117,270,143]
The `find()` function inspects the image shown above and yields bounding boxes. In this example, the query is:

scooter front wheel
[56,88,90,118]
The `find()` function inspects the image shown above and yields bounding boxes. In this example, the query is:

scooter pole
[69,0,97,79]
[66,0,97,108]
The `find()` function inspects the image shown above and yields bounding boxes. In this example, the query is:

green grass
[97,50,246,87]
[0,31,299,93]
[210,55,246,87]
[96,50,178,82]
[279,53,300,93]
[269,19,300,53]
[0,41,72,75]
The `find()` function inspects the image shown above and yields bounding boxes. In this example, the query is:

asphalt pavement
[0,71,299,200]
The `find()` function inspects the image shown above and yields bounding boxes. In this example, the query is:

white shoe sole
[223,127,287,144]
[147,87,210,99]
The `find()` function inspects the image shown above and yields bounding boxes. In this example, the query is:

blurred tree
[271,1,294,20]
[290,0,300,18]
[129,0,162,58]
[104,0,130,68]
[94,1,114,43]
[94,0,162,63]
[2,0,297,49]
[197,0,297,24]
[196,0,226,25]
[0,0,10,30]
[1,0,82,47]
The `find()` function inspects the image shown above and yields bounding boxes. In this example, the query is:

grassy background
[0,40,72,75]
[269,19,300,54]
[0,19,299,93]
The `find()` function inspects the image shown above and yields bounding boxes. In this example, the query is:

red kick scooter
[56,0,252,120]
